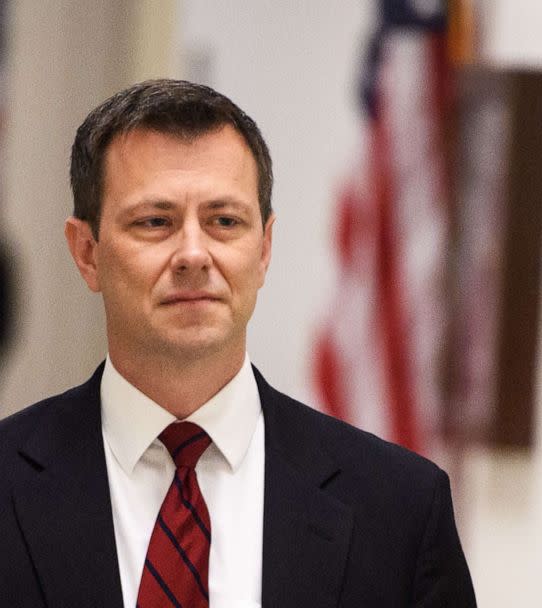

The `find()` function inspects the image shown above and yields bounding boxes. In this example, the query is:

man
[0,80,476,607]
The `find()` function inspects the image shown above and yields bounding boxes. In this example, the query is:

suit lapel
[12,365,124,608]
[255,368,353,608]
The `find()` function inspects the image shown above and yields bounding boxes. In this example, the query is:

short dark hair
[70,79,273,238]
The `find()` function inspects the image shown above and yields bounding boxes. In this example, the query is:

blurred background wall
[0,1,540,605]
[0,0,178,412]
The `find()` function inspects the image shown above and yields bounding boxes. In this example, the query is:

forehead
[102,126,258,191]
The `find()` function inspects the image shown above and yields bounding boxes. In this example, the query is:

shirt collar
[101,354,261,475]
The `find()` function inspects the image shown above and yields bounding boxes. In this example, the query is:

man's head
[65,81,274,371]
[70,79,273,239]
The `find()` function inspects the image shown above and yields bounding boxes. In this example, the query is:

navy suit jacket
[0,364,476,607]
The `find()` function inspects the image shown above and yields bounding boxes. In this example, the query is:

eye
[214,216,239,228]
[135,217,171,228]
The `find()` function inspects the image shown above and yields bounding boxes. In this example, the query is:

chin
[158,328,236,360]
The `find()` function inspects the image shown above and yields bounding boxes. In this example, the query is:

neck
[108,347,246,419]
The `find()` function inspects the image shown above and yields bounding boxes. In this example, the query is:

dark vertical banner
[492,73,542,448]
[448,68,542,449]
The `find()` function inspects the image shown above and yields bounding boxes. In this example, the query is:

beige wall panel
[0,0,177,414]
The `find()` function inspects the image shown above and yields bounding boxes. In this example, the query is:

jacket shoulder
[255,366,443,490]
[295,395,437,472]
[0,364,104,454]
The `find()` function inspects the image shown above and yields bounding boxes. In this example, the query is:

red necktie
[137,422,212,608]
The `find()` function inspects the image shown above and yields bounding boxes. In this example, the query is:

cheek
[232,251,266,299]
[96,246,150,298]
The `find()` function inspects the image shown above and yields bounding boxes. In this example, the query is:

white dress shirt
[101,354,264,608]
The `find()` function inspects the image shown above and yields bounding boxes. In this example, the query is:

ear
[64,217,101,293]
[258,213,275,286]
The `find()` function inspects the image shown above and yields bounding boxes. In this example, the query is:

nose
[170,221,212,274]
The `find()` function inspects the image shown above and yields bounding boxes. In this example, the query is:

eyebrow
[205,199,251,212]
[125,200,175,212]
[124,197,252,214]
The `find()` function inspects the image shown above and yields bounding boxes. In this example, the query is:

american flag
[313,0,453,455]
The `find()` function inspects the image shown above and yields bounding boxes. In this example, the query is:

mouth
[160,292,222,305]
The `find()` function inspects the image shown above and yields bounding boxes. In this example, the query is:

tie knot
[159,422,211,469]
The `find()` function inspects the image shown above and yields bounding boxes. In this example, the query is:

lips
[160,292,221,305]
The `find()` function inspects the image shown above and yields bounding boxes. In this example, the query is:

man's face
[70,126,273,364]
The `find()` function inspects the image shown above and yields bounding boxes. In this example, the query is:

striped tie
[137,422,212,608]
